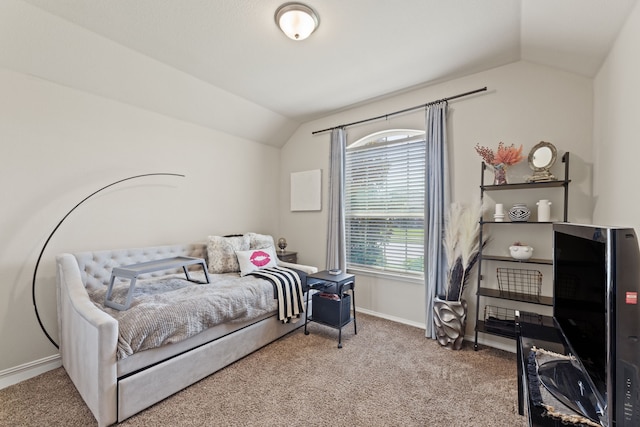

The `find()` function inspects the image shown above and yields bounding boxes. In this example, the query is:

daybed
[56,233,317,426]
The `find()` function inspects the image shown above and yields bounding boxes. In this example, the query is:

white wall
[0,0,297,147]
[0,67,281,375]
[0,0,288,382]
[281,61,594,347]
[593,2,640,231]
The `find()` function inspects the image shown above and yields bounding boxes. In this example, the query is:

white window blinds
[345,131,425,277]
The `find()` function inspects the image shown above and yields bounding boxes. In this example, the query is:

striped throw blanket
[248,266,304,323]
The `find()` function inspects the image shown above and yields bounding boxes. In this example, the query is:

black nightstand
[276,251,297,263]
[304,270,356,348]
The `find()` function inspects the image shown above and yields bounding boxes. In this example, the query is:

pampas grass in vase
[442,200,486,301]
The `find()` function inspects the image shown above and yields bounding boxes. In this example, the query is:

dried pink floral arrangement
[475,142,524,166]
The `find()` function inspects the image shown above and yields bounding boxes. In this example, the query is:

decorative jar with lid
[508,203,531,222]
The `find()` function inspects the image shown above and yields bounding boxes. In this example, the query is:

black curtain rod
[312,86,487,135]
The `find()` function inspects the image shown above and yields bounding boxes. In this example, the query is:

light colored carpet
[0,314,526,426]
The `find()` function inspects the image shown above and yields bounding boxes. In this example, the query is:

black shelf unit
[473,152,570,350]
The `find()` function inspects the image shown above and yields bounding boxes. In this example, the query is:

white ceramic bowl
[509,245,534,260]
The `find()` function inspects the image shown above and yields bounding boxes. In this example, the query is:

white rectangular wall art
[290,169,322,211]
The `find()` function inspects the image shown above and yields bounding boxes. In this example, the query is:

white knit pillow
[235,246,279,276]
[207,235,249,274]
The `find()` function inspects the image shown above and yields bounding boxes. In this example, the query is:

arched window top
[348,129,425,151]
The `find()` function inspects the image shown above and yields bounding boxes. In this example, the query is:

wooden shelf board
[480,255,552,265]
[481,180,570,191]
[480,221,557,225]
[477,287,553,306]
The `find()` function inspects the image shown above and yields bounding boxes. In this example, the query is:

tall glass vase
[493,163,508,185]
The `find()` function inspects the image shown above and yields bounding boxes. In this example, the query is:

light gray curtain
[326,127,347,271]
[424,102,450,338]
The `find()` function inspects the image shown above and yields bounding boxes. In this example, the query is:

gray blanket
[87,273,277,360]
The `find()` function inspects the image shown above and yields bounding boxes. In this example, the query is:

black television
[547,223,640,426]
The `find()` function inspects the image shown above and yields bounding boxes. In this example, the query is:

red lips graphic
[250,250,271,267]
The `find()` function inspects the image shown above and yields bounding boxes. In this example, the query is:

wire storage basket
[483,305,517,337]
[483,306,543,338]
[496,267,542,301]
[518,311,544,326]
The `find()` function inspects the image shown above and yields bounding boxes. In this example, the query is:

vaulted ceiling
[15,0,639,146]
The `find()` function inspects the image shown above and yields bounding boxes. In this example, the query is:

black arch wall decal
[32,173,185,349]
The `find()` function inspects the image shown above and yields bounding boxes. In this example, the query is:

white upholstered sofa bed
[56,233,317,426]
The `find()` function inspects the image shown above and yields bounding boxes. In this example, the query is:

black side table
[304,270,356,348]
[276,251,297,263]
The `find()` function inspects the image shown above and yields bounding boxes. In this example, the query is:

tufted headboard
[73,243,207,290]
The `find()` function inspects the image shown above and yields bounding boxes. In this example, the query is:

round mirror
[532,146,553,168]
[527,141,557,182]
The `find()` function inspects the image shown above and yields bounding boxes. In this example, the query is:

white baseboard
[357,307,516,354]
[356,307,426,330]
[0,354,61,390]
[471,335,516,353]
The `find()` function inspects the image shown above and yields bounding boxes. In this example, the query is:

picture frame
[290,169,322,211]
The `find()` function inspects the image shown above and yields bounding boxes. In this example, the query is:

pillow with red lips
[236,246,279,276]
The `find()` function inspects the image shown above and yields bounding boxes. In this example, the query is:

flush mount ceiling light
[275,2,319,41]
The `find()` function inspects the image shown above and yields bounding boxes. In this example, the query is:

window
[345,129,425,278]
